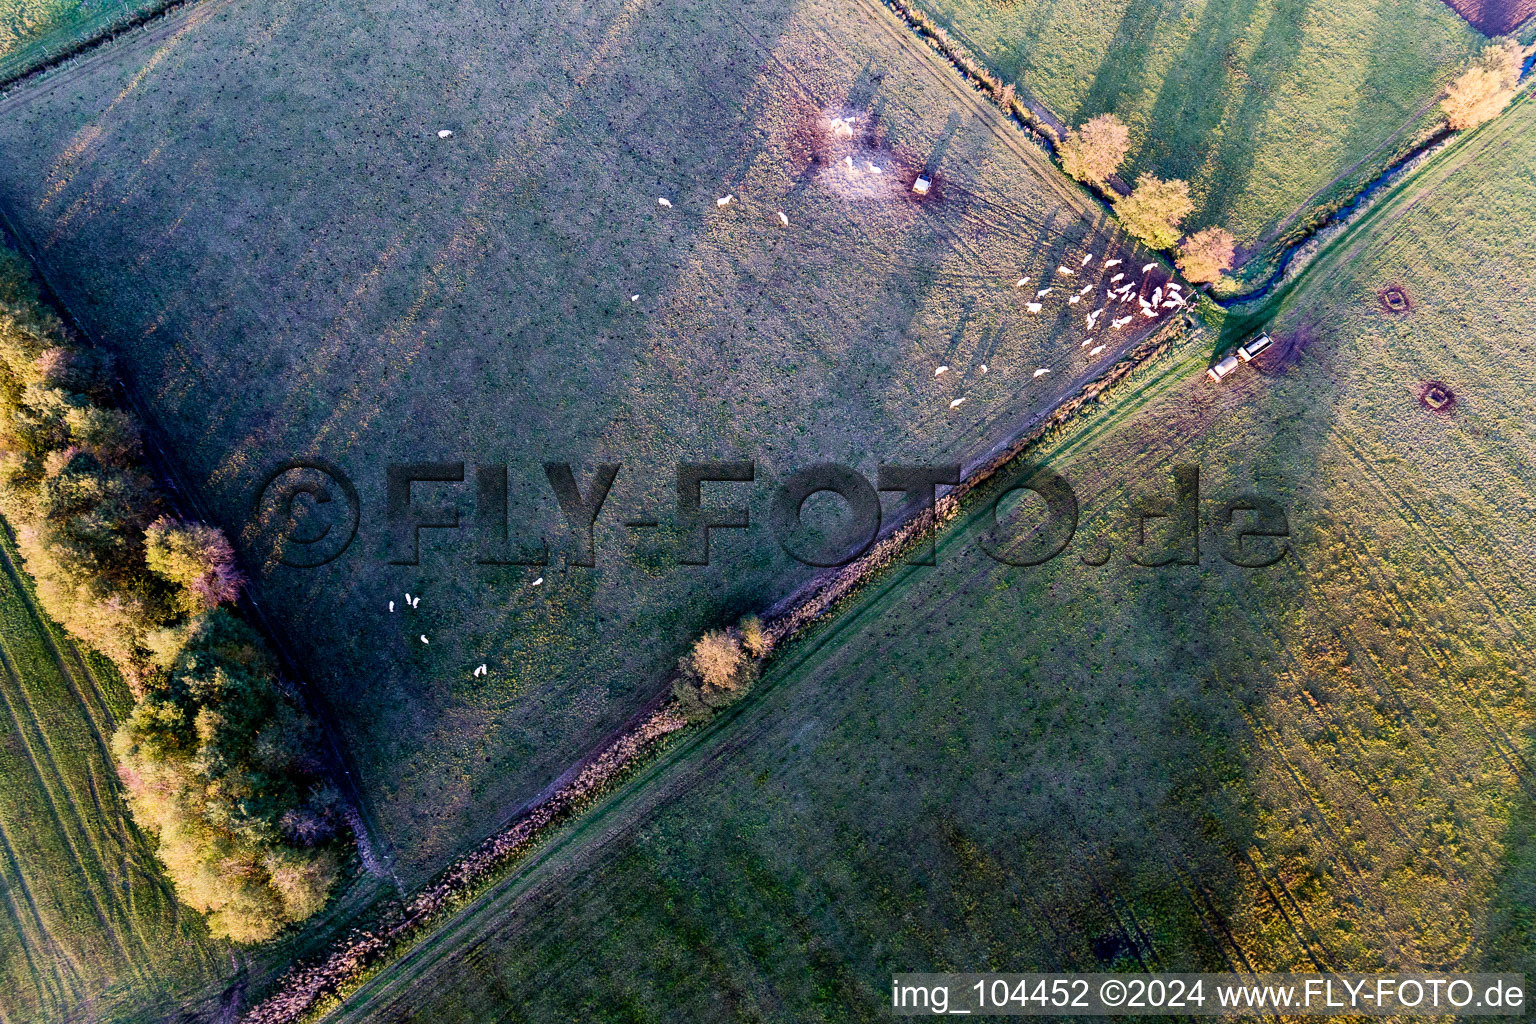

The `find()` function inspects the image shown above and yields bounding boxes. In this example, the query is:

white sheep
[1111,273,1125,283]
[979,364,988,373]
[474,664,487,677]
[1140,307,1157,318]
[1033,367,1050,378]
[437,129,453,139]
[420,635,429,644]
[1104,258,1123,267]
[631,294,640,302]
[1026,302,1043,313]
[717,195,733,207]
[1057,266,1075,276]
[1141,263,1155,272]
[1081,253,1094,266]
[867,162,882,174]
[532,577,544,586]
[777,211,789,226]
[935,365,949,376]
[658,197,672,208]
[1036,288,1053,297]
[949,397,966,409]
[1078,284,1093,295]
[388,601,395,613]
[1112,315,1132,328]
[1089,344,1105,356]
[1069,295,1081,304]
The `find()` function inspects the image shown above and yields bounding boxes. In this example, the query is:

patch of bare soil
[1254,321,1319,376]
[1378,284,1413,315]
[1418,380,1458,416]
[804,106,939,203]
[1437,0,1534,36]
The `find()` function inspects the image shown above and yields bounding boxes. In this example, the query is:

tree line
[0,243,340,943]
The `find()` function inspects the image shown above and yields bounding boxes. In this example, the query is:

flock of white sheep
[935,251,1188,410]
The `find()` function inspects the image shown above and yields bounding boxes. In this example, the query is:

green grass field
[0,526,232,1022]
[0,0,1184,888]
[912,0,1483,262]
[0,0,172,83]
[315,85,1536,1023]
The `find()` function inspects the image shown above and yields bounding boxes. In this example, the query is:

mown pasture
[912,0,1483,264]
[0,0,1178,887]
[319,85,1536,1022]
[0,526,231,1023]
[0,0,170,83]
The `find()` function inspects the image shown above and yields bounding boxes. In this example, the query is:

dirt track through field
[1437,0,1535,35]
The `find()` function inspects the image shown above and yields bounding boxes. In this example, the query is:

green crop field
[0,0,172,83]
[912,0,1483,263]
[317,86,1536,1023]
[0,0,1185,887]
[0,526,231,1023]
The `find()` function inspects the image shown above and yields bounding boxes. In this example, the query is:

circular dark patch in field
[1378,284,1412,315]
[1417,380,1457,416]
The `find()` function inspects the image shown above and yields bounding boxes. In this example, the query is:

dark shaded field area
[324,90,1536,1024]
[0,0,1172,893]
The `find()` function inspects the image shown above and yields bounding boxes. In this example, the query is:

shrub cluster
[0,244,338,942]
[1441,39,1524,131]
[672,616,769,721]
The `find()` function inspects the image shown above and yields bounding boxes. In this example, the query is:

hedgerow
[0,242,338,943]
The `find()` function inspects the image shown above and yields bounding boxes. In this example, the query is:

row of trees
[0,244,339,943]
[1043,37,1526,285]
[1058,113,1236,284]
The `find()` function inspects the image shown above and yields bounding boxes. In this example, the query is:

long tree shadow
[1075,0,1177,123]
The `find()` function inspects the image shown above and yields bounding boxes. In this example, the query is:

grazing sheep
[631,294,639,302]
[1015,276,1030,287]
[718,195,735,207]
[412,596,420,608]
[1081,253,1094,266]
[1152,287,1163,304]
[1112,315,1132,328]
[1081,337,1093,347]
[777,211,789,226]
[979,364,988,373]
[405,592,413,604]
[935,365,949,376]
[1104,258,1123,267]
[388,601,395,613]
[420,635,429,644]
[1163,299,1180,309]
[438,129,453,139]
[1140,307,1157,318]
[1078,284,1093,295]
[532,577,544,586]
[474,664,487,677]
[1111,273,1125,282]
[949,397,966,409]
[1089,344,1105,356]
[1026,302,1043,313]
[1141,263,1155,272]
[1057,266,1075,276]
[658,197,672,207]
[844,155,855,169]
[1167,281,1182,292]
[1033,367,1050,378]
[1036,288,1053,297]
[1069,295,1081,304]
[867,162,882,174]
